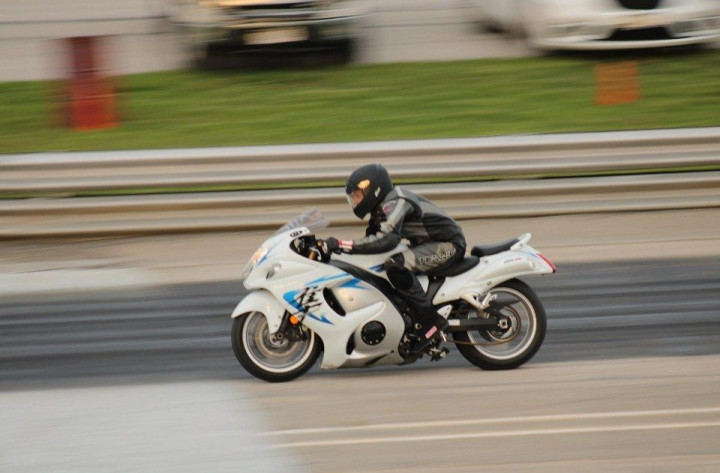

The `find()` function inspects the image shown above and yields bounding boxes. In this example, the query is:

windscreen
[274,207,329,235]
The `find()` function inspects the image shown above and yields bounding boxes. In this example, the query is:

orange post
[595,61,641,106]
[65,37,118,130]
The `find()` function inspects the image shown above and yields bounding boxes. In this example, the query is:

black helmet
[345,164,393,219]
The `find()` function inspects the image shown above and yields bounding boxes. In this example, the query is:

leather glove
[322,237,353,254]
[322,237,342,254]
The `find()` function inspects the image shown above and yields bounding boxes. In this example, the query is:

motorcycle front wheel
[453,279,546,370]
[232,312,321,382]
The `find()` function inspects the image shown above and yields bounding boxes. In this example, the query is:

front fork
[275,311,311,342]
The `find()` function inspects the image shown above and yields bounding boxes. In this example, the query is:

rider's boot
[386,260,448,356]
[410,305,449,355]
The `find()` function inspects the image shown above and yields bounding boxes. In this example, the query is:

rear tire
[453,279,546,370]
[232,312,321,382]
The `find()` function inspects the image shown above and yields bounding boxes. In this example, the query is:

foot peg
[429,347,449,362]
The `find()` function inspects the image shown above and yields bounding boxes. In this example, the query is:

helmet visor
[346,189,364,209]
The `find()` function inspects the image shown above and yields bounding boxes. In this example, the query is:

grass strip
[1,51,719,154]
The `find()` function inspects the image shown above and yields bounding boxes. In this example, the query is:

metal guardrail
[3,172,720,239]
[3,127,720,194]
[2,128,720,238]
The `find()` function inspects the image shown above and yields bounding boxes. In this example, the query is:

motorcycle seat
[426,255,480,277]
[471,238,520,258]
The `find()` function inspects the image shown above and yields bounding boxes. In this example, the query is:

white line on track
[263,406,720,436]
[271,421,720,449]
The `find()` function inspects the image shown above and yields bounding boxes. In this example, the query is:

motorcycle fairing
[433,246,555,305]
[230,289,286,334]
[243,237,406,369]
[239,226,553,371]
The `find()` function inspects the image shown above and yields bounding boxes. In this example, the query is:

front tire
[232,312,321,382]
[453,279,546,370]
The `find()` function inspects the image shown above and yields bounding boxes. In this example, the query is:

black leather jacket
[349,186,466,254]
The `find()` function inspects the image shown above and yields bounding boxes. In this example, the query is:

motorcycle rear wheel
[232,312,321,382]
[452,279,546,370]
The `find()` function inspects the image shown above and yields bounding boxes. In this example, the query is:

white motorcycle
[231,209,556,382]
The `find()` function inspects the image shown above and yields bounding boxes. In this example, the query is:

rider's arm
[365,217,381,237]
[339,198,413,254]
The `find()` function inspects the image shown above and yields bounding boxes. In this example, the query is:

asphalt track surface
[2,257,720,472]
[2,257,719,389]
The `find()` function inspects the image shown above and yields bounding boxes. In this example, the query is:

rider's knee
[384,253,405,270]
[385,254,414,291]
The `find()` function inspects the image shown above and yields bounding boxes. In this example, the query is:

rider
[323,164,466,355]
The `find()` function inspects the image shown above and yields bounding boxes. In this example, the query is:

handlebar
[293,236,333,263]
[309,246,322,261]
[313,239,330,263]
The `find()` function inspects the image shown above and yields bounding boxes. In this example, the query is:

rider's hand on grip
[321,237,342,254]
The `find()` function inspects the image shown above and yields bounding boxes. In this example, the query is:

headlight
[546,23,608,39]
[670,17,720,37]
[241,247,268,281]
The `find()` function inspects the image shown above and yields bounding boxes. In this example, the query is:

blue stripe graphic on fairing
[308,272,368,291]
[339,278,367,290]
[307,273,348,286]
[282,289,333,325]
[257,250,270,266]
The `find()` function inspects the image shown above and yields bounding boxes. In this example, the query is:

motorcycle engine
[361,321,386,346]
